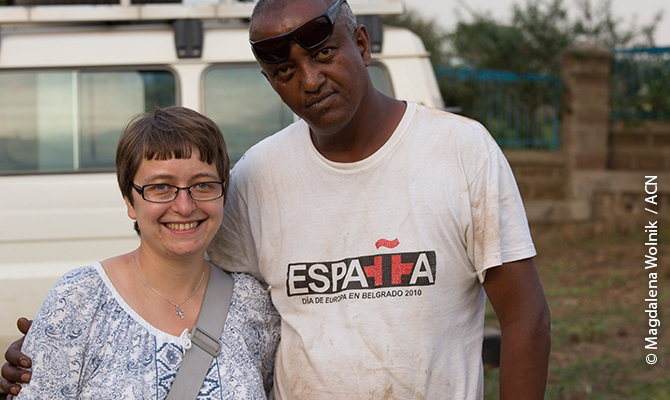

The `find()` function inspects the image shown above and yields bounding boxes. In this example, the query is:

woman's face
[125,149,224,260]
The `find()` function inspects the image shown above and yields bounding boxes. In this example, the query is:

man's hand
[1,318,33,396]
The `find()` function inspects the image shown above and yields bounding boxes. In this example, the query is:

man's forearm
[498,314,551,399]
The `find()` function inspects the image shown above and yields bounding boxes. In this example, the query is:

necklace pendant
[176,305,184,319]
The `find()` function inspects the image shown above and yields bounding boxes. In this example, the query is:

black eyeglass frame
[132,181,225,203]
[250,0,347,64]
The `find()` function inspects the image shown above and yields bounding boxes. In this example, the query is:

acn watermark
[644,176,660,365]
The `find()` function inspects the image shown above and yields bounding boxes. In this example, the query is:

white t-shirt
[209,101,536,399]
[18,263,280,399]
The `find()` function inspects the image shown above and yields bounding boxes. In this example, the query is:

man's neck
[309,92,407,163]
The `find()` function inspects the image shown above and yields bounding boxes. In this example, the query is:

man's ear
[354,25,372,67]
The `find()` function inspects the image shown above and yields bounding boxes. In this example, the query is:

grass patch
[483,229,670,399]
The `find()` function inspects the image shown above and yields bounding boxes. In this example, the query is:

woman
[13,107,280,399]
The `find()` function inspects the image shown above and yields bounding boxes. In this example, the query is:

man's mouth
[307,91,334,109]
[165,221,200,231]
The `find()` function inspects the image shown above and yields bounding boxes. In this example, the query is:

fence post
[561,44,612,172]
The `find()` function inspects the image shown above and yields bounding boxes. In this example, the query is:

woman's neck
[132,247,207,298]
[101,248,210,337]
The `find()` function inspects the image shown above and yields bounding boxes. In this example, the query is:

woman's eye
[154,184,170,191]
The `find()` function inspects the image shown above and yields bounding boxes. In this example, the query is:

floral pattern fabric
[17,263,280,400]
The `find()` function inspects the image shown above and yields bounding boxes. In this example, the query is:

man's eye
[273,65,294,78]
[315,47,334,60]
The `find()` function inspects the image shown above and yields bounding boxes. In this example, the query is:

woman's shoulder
[229,273,280,322]
[49,263,106,298]
[23,264,110,348]
[231,273,271,303]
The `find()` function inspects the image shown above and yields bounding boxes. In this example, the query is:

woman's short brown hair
[116,107,230,232]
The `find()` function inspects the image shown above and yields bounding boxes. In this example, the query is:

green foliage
[628,74,670,120]
[572,0,663,48]
[450,0,661,75]
[451,19,536,73]
[451,0,574,76]
[441,0,666,130]
[0,0,12,5]
[383,10,449,68]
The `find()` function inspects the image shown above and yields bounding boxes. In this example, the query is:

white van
[0,0,444,352]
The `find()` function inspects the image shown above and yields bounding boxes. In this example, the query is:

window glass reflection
[0,70,176,174]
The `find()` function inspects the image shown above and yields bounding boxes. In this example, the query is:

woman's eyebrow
[143,172,220,182]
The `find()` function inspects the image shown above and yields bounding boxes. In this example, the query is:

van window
[203,65,295,164]
[0,69,176,174]
[203,62,394,163]
[368,63,394,98]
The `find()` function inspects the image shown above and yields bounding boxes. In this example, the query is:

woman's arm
[12,268,98,399]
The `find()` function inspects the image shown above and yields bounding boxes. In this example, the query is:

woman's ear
[125,196,136,221]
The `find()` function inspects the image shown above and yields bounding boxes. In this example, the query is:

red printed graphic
[391,255,414,285]
[363,256,383,286]
[375,238,399,249]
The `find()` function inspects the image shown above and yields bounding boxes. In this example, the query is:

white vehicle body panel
[0,0,444,351]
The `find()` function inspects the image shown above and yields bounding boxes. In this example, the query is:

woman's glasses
[132,182,224,203]
[250,0,346,64]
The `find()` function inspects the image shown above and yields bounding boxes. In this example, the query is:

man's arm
[1,318,32,396]
[482,257,551,400]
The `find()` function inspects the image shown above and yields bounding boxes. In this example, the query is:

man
[3,0,550,398]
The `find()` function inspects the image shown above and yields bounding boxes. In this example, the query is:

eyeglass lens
[293,17,333,48]
[142,182,223,202]
[253,16,333,63]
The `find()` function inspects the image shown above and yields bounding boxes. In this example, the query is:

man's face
[250,0,372,135]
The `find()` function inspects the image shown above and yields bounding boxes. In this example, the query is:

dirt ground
[485,227,670,399]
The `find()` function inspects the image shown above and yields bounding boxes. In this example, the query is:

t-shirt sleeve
[16,268,97,400]
[466,144,536,283]
[208,164,263,282]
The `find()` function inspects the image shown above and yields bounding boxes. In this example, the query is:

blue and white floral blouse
[17,263,280,399]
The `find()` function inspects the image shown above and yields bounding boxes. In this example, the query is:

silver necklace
[132,251,205,319]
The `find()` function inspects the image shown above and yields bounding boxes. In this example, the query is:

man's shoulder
[412,102,489,133]
[243,120,306,158]
[231,119,306,177]
[409,102,499,151]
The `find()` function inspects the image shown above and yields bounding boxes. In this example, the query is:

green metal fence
[612,47,670,120]
[436,67,561,150]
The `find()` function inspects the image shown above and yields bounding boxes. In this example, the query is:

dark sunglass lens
[253,37,291,63]
[293,16,333,49]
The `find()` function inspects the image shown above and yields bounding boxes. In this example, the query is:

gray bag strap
[166,264,234,400]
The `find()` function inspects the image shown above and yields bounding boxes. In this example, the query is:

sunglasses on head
[250,0,347,64]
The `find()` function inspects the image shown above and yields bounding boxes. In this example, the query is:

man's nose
[292,47,326,92]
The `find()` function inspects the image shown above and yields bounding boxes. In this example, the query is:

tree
[383,10,450,68]
[449,0,662,76]
[571,0,663,49]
